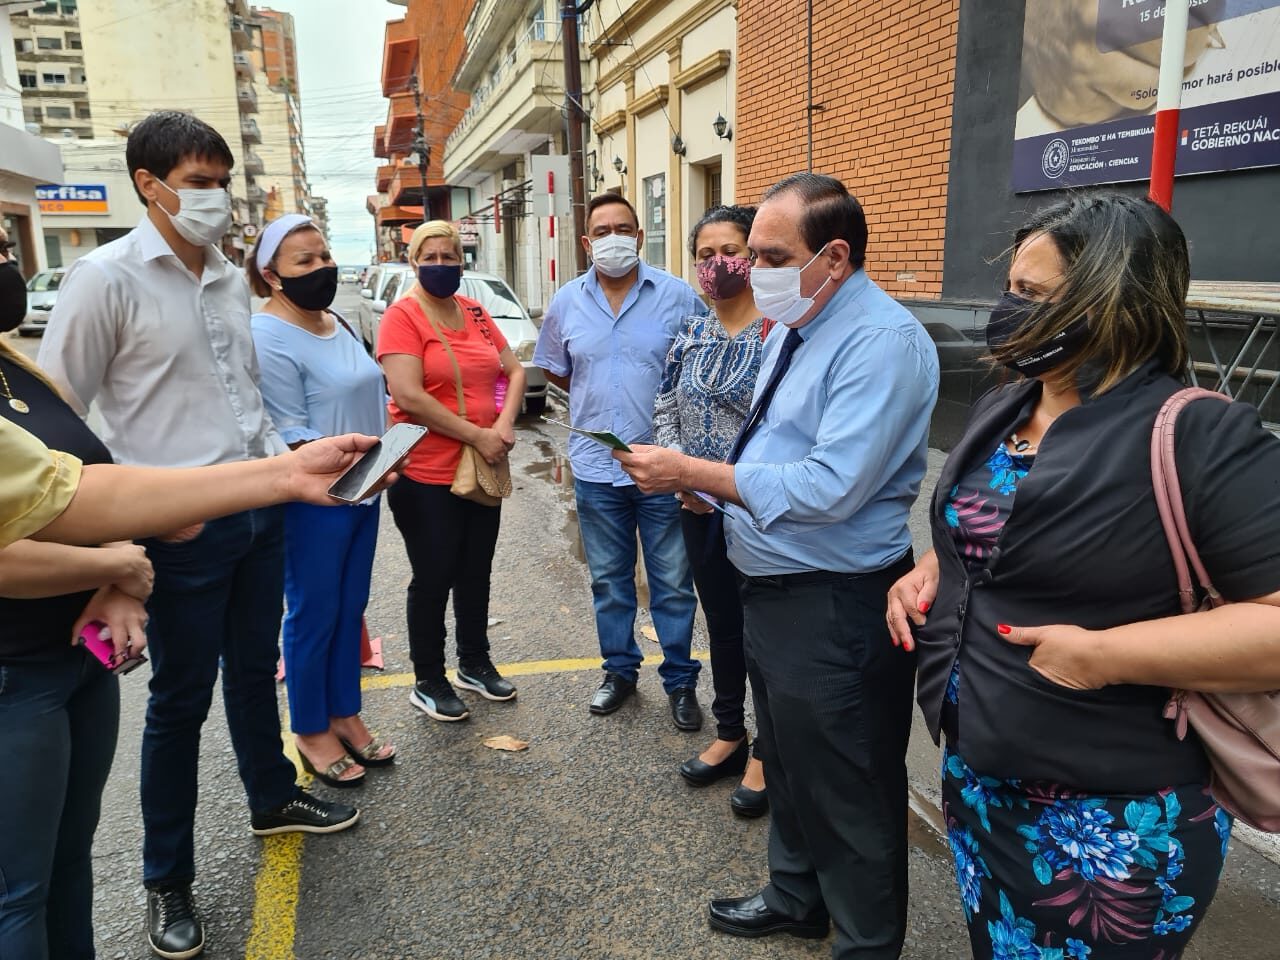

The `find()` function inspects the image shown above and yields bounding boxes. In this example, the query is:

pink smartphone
[79,620,147,675]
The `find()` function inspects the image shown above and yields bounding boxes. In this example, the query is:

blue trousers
[282,501,379,734]
[139,507,298,887]
[574,480,699,692]
[0,651,119,960]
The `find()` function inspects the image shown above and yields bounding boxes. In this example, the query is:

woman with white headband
[248,214,394,787]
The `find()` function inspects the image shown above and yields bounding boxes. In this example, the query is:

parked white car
[358,265,547,415]
[17,268,66,336]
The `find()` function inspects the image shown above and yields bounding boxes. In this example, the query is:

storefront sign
[1013,1,1280,192]
[458,217,480,244]
[36,184,109,214]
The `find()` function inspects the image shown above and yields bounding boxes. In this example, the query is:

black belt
[742,551,912,589]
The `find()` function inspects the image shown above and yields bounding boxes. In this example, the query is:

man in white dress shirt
[39,111,357,960]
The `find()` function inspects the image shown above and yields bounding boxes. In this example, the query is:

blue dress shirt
[534,261,706,485]
[725,270,940,576]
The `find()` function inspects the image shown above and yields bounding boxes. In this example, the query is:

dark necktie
[704,328,804,552]
[725,327,805,466]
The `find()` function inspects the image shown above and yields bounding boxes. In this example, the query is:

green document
[542,417,632,452]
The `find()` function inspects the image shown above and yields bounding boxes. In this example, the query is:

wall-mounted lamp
[712,112,732,141]
[671,133,686,156]
[612,155,627,174]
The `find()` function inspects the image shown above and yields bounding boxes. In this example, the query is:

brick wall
[736,0,959,299]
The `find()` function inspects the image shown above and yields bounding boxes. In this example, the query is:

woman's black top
[0,353,113,661]
[915,360,1280,794]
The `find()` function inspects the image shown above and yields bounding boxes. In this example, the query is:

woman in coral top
[377,220,525,723]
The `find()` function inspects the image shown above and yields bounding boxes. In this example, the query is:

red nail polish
[997,624,1012,635]
[918,601,930,614]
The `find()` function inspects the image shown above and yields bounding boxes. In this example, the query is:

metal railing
[446,18,580,152]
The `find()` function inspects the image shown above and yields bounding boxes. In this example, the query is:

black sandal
[298,748,365,788]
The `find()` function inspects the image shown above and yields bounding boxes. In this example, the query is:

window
[67,33,82,50]
[37,36,63,50]
[379,274,402,303]
[19,72,36,89]
[706,166,723,210]
[76,104,91,120]
[42,72,67,85]
[15,39,34,54]
[23,106,43,123]
[46,105,72,119]
[643,173,666,267]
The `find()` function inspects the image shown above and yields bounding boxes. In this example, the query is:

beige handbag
[416,293,511,507]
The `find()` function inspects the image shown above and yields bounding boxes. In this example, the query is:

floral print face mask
[696,254,751,301]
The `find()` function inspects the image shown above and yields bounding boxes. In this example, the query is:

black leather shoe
[147,883,205,959]
[730,783,770,818]
[588,672,636,715]
[668,686,703,731]
[708,892,829,940]
[680,737,749,786]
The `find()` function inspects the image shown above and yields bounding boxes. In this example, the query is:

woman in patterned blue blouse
[654,206,773,817]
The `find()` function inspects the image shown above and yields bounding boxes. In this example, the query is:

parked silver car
[17,268,66,336]
[358,265,547,415]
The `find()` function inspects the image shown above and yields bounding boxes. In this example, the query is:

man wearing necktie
[617,173,939,960]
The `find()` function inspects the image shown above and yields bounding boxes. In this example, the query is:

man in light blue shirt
[617,174,938,960]
[535,193,707,730]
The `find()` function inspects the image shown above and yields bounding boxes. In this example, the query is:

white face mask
[751,243,831,327]
[155,179,232,246]
[590,233,640,278]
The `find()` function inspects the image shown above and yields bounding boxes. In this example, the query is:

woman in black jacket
[886,193,1280,960]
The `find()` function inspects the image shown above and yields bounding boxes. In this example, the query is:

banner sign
[1013,1,1280,192]
[36,184,109,215]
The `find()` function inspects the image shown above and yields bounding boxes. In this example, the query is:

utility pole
[562,0,590,272]
[410,74,430,222]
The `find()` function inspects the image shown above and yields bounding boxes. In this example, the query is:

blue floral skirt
[941,747,1231,960]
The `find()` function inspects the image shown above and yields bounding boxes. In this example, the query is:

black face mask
[418,264,462,299]
[985,291,1090,378]
[0,260,26,333]
[278,265,338,311]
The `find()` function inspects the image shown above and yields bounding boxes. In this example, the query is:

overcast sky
[264,0,406,264]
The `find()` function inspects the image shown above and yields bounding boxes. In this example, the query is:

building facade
[9,0,91,140]
[369,0,473,264]
[252,7,310,219]
[589,0,738,283]
[0,2,63,276]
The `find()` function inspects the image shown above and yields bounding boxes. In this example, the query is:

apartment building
[253,7,310,218]
[0,2,63,276]
[440,0,582,312]
[9,0,91,139]
[369,0,472,263]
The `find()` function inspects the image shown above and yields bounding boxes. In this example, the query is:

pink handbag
[1152,387,1280,832]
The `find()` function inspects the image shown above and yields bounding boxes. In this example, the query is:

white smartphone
[326,423,428,503]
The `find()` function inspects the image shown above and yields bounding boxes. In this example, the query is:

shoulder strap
[328,307,359,343]
[1150,387,1231,613]
[414,290,467,417]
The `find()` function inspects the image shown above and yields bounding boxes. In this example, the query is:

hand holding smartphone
[79,620,147,675]
[327,423,428,503]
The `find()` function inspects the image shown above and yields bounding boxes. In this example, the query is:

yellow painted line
[246,649,709,958]
[245,701,310,960]
[360,651,711,691]
[243,833,303,960]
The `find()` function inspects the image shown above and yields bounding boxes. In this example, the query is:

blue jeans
[139,507,298,887]
[282,502,379,734]
[0,650,119,960]
[574,480,699,692]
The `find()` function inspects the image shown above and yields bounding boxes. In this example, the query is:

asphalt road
[7,286,1280,959]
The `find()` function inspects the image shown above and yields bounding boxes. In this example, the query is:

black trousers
[681,509,751,743]
[387,478,501,684]
[741,555,916,960]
